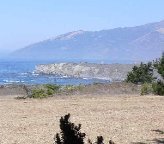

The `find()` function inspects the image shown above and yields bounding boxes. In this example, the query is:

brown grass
[0,94,164,144]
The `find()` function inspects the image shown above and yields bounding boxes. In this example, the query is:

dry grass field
[0,95,164,144]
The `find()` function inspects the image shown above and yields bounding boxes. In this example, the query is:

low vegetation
[29,84,85,98]
[63,85,84,93]
[30,84,61,98]
[141,83,153,95]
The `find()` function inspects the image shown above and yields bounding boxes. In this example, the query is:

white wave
[3,79,24,83]
[20,72,28,75]
[62,75,68,78]
[82,77,90,80]
[32,73,39,76]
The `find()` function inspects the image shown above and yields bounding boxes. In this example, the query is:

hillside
[11,20,164,62]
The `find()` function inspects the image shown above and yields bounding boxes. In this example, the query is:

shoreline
[35,63,136,81]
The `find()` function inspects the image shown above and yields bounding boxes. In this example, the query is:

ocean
[0,60,109,85]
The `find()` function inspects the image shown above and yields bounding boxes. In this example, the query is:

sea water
[0,60,109,85]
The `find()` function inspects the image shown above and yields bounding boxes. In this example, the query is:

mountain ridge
[11,20,164,62]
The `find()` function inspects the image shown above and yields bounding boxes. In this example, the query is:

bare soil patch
[0,95,163,144]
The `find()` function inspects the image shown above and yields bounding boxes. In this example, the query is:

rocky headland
[35,63,135,81]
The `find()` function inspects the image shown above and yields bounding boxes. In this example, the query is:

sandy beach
[0,94,163,144]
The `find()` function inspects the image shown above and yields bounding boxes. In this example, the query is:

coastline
[35,63,136,81]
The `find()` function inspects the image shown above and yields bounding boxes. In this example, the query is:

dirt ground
[0,95,164,144]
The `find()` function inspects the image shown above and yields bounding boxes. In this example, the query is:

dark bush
[96,136,104,144]
[54,113,86,144]
[54,114,115,144]
[88,136,105,144]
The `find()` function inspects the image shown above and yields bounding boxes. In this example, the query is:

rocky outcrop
[35,63,135,81]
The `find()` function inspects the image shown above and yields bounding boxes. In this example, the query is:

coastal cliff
[35,63,135,81]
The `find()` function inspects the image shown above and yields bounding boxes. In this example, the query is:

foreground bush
[54,114,115,144]
[54,113,86,144]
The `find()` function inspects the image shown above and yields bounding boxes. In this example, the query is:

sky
[0,0,164,55]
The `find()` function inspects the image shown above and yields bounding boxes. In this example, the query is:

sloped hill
[11,20,164,62]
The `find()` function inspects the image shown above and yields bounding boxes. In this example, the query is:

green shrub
[126,62,153,84]
[29,84,85,98]
[44,84,61,92]
[30,84,61,98]
[141,83,153,95]
[47,88,54,95]
[44,84,61,96]
[31,89,48,98]
[152,80,164,96]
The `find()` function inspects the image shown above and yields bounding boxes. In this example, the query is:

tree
[154,52,164,78]
[126,62,153,84]
[153,53,164,96]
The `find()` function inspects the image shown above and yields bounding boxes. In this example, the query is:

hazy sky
[1,0,164,55]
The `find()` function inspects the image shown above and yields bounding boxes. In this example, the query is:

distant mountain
[11,20,164,62]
